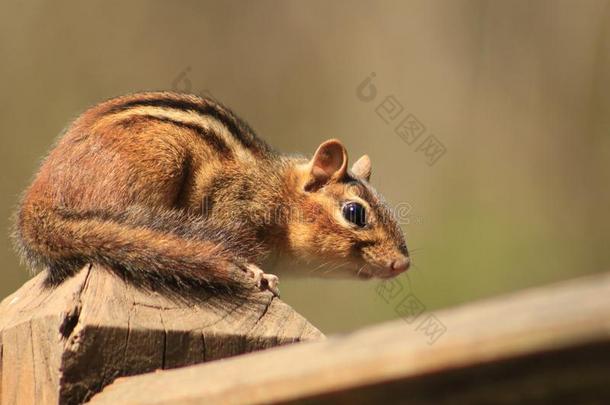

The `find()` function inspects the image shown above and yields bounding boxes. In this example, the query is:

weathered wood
[0,264,323,405]
[90,272,610,404]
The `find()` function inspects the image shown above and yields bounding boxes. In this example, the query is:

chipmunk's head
[288,139,409,279]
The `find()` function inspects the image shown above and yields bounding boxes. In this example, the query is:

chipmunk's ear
[351,155,372,181]
[306,139,348,190]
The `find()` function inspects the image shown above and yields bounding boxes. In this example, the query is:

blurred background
[1,0,608,334]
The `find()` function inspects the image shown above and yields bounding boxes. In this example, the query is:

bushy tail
[13,203,252,291]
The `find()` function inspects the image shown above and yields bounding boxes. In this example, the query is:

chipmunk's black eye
[342,202,367,227]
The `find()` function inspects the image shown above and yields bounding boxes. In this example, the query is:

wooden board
[0,264,323,405]
[90,272,610,404]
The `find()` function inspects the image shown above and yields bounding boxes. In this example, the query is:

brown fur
[13,92,409,293]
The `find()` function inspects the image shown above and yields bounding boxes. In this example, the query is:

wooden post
[90,272,610,404]
[0,264,323,405]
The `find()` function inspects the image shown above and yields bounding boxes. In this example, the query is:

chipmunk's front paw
[244,264,280,297]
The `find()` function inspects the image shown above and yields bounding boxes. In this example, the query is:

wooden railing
[1,265,609,404]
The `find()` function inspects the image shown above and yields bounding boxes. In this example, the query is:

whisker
[410,262,422,272]
[308,261,332,275]
[307,262,325,275]
[322,264,341,275]
[323,261,348,275]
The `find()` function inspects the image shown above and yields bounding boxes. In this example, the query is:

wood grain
[0,264,323,405]
[90,272,610,404]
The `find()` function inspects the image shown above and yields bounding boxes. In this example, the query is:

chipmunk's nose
[391,256,410,273]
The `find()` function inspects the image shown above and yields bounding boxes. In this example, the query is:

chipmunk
[13,92,409,296]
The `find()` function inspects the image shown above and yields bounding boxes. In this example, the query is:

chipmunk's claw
[260,273,280,297]
[244,264,280,297]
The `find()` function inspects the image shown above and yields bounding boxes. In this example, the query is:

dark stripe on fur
[125,114,233,157]
[108,96,273,156]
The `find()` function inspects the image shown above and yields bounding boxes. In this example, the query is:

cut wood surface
[0,264,323,405]
[91,272,610,404]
